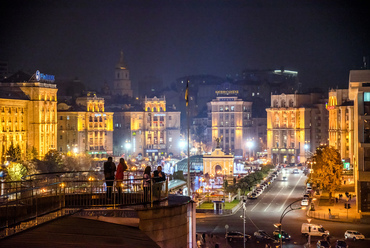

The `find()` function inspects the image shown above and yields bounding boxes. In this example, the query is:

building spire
[116,50,127,69]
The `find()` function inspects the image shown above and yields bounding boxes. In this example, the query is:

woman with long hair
[143,166,151,203]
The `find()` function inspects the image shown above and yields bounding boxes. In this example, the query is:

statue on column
[214,136,223,148]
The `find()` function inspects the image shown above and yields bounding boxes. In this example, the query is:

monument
[203,136,234,176]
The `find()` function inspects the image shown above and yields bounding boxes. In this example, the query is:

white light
[73,147,78,153]
[304,144,310,150]
[179,141,186,148]
[247,141,254,148]
[125,142,131,149]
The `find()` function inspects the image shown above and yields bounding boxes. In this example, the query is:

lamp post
[240,197,247,248]
[125,141,131,159]
[275,198,306,248]
[246,140,254,163]
[307,218,312,247]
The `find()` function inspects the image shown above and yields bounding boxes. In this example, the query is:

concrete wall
[137,198,194,248]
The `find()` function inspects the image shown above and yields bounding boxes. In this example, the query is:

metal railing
[0,172,168,238]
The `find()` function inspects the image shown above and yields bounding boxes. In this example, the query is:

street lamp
[275,198,306,247]
[125,141,131,158]
[239,197,247,248]
[246,140,254,162]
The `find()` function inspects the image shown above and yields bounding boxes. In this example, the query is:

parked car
[282,176,287,181]
[301,198,309,206]
[293,168,299,174]
[273,230,291,241]
[303,194,310,199]
[317,240,331,248]
[254,230,272,240]
[225,231,251,242]
[335,240,348,248]
[344,230,365,241]
[247,192,258,199]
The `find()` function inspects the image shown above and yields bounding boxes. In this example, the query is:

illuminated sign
[35,70,55,82]
[154,114,166,116]
[215,90,239,95]
[218,98,236,101]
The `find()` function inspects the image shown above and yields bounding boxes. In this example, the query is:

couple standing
[143,165,166,203]
[104,157,127,200]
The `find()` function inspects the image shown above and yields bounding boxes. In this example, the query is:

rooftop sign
[35,70,55,82]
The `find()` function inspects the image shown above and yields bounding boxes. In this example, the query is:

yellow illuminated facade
[328,89,354,163]
[0,72,58,162]
[267,93,328,164]
[57,93,113,161]
[348,70,370,215]
[203,148,234,176]
[207,96,253,156]
[113,96,181,158]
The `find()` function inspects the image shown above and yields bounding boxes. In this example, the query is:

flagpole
[186,80,191,197]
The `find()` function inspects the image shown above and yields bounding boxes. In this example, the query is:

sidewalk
[307,182,362,223]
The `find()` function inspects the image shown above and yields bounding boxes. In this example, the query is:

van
[301,223,329,237]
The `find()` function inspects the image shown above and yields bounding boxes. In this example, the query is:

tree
[42,149,64,172]
[6,143,22,162]
[309,145,343,202]
[25,146,38,161]
[6,162,27,181]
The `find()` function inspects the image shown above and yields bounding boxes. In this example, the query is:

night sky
[1,0,369,92]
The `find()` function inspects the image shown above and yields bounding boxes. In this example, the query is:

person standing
[104,157,116,200]
[153,165,166,182]
[115,158,127,202]
[143,166,151,203]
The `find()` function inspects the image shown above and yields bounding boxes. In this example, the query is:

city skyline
[1,0,370,92]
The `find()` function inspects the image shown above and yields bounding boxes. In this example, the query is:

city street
[196,170,370,247]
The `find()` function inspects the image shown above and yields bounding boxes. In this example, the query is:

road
[196,168,370,247]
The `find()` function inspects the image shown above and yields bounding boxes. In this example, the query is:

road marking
[278,174,304,212]
[264,184,286,212]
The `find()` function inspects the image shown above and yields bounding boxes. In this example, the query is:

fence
[0,171,168,238]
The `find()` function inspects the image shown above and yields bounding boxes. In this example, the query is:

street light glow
[125,142,131,149]
[246,140,254,148]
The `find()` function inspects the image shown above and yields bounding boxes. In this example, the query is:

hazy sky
[1,0,369,91]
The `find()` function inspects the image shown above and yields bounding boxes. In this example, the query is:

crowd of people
[103,157,166,203]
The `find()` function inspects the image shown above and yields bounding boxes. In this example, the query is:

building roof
[1,70,32,83]
[349,70,370,83]
[0,86,29,100]
[116,51,128,69]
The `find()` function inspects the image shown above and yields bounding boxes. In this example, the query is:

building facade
[266,93,328,164]
[113,96,181,159]
[327,89,354,165]
[348,70,370,215]
[207,96,253,157]
[57,92,113,161]
[0,71,58,161]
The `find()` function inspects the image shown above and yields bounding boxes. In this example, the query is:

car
[282,176,287,181]
[273,230,291,241]
[247,192,258,199]
[303,194,310,199]
[344,230,365,241]
[254,230,272,240]
[317,240,331,248]
[301,198,309,206]
[335,240,348,248]
[293,169,299,174]
[225,231,251,242]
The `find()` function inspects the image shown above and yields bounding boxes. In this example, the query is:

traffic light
[278,233,282,239]
[344,203,351,209]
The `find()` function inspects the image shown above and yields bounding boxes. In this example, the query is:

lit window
[365,92,370,102]
[67,116,70,120]
[252,92,255,96]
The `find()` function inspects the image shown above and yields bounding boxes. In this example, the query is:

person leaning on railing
[143,166,151,203]
[115,158,127,202]
[104,157,116,201]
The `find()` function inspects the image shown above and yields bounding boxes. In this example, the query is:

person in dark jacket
[143,166,151,203]
[104,157,116,200]
[153,165,166,182]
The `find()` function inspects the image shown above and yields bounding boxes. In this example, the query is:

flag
[185,80,189,107]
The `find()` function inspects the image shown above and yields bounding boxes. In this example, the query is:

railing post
[150,179,153,208]
[35,189,38,225]
[113,180,116,209]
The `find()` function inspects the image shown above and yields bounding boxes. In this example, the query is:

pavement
[307,180,362,223]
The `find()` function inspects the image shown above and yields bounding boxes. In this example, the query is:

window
[220,107,223,112]
[60,135,62,140]
[169,116,172,120]
[365,92,370,102]
[60,116,63,120]
[169,137,172,142]
[231,106,235,111]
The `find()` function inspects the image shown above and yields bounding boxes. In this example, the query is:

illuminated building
[0,70,58,161]
[113,96,181,159]
[266,93,328,164]
[327,89,354,164]
[57,92,113,161]
[113,51,133,97]
[348,70,370,215]
[207,96,253,157]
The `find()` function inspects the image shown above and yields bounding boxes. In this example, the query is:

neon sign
[35,70,55,82]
